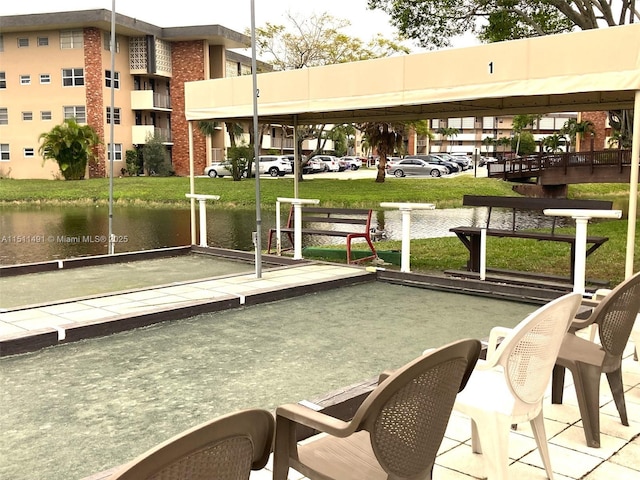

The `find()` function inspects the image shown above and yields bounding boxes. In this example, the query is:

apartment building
[406,113,581,158]
[0,9,258,179]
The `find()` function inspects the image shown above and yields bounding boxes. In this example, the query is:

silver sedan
[386,158,449,177]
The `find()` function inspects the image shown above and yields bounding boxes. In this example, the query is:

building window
[40,74,51,84]
[0,108,8,125]
[106,107,121,124]
[0,72,5,89]
[24,148,35,157]
[107,143,123,161]
[103,32,120,52]
[0,35,4,52]
[105,70,120,89]
[60,30,83,49]
[41,111,52,121]
[0,144,10,161]
[62,68,84,87]
[38,37,49,47]
[17,37,29,48]
[20,75,31,85]
[64,106,86,123]
[22,112,33,121]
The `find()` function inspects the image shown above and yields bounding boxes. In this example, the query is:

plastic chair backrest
[594,272,640,356]
[493,293,582,405]
[352,338,481,479]
[110,409,274,480]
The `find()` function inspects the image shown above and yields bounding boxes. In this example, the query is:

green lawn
[1,174,637,284]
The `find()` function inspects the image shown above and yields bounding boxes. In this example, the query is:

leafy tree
[38,118,101,180]
[124,149,141,176]
[511,131,537,155]
[226,143,252,181]
[368,1,639,49]
[368,1,638,144]
[255,12,409,181]
[358,122,407,182]
[512,114,536,155]
[142,132,172,176]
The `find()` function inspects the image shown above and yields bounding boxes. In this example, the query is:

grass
[1,172,637,284]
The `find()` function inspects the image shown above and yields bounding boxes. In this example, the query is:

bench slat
[301,216,368,225]
[450,227,608,244]
[462,195,613,210]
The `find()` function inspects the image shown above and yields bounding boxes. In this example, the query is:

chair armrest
[378,369,395,384]
[276,403,358,438]
[487,326,510,360]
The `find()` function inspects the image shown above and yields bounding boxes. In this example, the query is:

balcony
[132,126,173,144]
[270,137,294,150]
[131,90,172,111]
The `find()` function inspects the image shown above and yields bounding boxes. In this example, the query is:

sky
[0,0,478,52]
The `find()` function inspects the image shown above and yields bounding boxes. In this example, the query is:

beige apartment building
[0,9,259,179]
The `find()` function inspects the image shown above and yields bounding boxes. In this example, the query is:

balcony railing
[270,137,294,149]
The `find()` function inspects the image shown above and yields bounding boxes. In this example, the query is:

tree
[142,132,172,176]
[368,1,638,144]
[482,136,495,156]
[368,1,639,49]
[358,122,407,182]
[436,127,459,152]
[511,131,537,155]
[226,143,252,181]
[38,118,101,180]
[560,118,594,152]
[542,133,566,153]
[512,114,536,155]
[255,12,409,181]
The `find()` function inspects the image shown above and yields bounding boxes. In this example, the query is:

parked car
[448,153,473,170]
[302,158,324,174]
[430,153,464,172]
[339,156,363,170]
[311,155,341,172]
[406,155,459,174]
[386,158,449,177]
[204,161,245,178]
[257,155,293,176]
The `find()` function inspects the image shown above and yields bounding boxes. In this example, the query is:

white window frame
[40,74,51,84]
[0,72,5,89]
[41,111,52,121]
[107,143,123,161]
[0,108,8,125]
[60,30,83,49]
[24,147,35,157]
[63,106,86,123]
[22,112,33,121]
[37,37,49,47]
[20,75,31,85]
[0,144,10,161]
[17,37,29,48]
[62,68,84,87]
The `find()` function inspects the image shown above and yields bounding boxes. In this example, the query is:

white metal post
[185,194,220,247]
[276,197,320,260]
[275,200,282,255]
[480,228,487,281]
[380,202,435,273]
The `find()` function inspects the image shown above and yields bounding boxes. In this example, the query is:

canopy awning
[185,23,640,124]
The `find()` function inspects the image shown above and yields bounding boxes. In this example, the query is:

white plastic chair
[453,292,582,480]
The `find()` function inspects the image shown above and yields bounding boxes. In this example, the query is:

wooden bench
[267,206,378,264]
[450,195,613,282]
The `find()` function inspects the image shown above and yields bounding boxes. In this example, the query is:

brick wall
[84,27,106,178]
[579,111,609,151]
[171,41,207,176]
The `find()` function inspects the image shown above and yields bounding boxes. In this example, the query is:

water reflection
[0,200,631,265]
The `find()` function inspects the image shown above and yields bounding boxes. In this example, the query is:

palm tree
[560,119,594,152]
[38,118,101,180]
[358,122,406,183]
[482,136,495,157]
[512,114,536,155]
[437,127,459,152]
[541,134,566,153]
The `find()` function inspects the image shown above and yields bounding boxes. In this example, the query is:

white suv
[257,155,293,177]
[311,155,341,172]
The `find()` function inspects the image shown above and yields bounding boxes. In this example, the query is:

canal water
[0,204,586,265]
